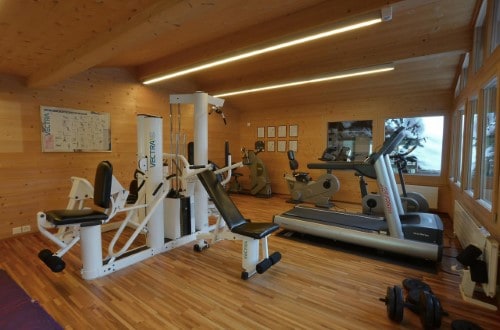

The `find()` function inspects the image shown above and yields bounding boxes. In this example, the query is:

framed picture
[289,124,298,137]
[277,140,287,152]
[289,140,298,152]
[267,126,276,138]
[267,140,275,152]
[257,127,265,138]
[278,125,287,137]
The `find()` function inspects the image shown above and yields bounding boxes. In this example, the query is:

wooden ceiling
[0,0,476,109]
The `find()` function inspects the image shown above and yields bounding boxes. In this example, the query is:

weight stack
[165,196,192,239]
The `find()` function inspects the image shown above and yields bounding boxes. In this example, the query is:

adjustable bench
[196,169,281,279]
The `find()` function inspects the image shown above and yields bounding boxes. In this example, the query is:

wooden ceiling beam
[199,25,472,94]
[137,0,399,83]
[26,0,231,88]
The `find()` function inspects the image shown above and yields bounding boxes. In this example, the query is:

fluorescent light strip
[213,64,394,97]
[143,16,383,85]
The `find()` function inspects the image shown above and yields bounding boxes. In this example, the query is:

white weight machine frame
[37,93,223,279]
[37,92,277,280]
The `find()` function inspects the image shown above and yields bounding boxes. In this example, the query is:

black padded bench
[197,169,281,279]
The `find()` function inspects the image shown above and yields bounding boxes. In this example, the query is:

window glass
[480,80,497,206]
[385,116,444,176]
[466,98,478,194]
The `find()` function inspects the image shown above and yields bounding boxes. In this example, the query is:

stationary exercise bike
[229,141,272,198]
[284,150,340,208]
[360,145,429,215]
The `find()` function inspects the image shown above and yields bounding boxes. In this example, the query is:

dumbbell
[381,280,444,329]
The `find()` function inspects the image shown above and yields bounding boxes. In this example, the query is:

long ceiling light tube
[213,64,395,98]
[143,11,385,85]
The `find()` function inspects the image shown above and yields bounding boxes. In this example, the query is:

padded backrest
[197,170,247,230]
[93,161,113,208]
[288,150,299,171]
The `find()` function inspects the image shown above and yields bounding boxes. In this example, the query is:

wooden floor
[1,194,499,329]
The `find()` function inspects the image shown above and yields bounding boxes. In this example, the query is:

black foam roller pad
[45,256,66,273]
[256,258,272,274]
[269,252,282,265]
[456,245,482,267]
[470,260,488,283]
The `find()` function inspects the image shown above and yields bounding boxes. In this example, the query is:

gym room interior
[1,0,500,328]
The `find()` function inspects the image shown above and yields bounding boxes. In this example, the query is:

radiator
[398,184,438,209]
[453,200,498,310]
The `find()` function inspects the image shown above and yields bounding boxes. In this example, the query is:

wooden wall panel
[0,69,239,240]
[0,66,454,240]
[237,92,453,212]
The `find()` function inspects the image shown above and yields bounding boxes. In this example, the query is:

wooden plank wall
[0,66,454,240]
[0,69,240,240]
[236,92,453,211]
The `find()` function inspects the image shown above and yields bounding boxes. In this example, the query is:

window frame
[478,78,498,210]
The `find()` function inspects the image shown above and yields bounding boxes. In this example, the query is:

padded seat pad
[46,209,108,225]
[232,222,280,239]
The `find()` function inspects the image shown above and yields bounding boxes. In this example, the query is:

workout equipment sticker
[40,106,111,152]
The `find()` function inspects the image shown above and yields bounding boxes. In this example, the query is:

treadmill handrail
[307,162,377,179]
[306,127,405,175]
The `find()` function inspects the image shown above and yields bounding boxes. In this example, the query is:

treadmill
[273,127,443,261]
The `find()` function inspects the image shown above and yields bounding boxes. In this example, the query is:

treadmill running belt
[281,206,388,233]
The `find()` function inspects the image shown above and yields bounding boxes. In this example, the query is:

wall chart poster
[40,106,111,152]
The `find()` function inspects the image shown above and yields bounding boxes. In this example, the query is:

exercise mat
[0,269,62,330]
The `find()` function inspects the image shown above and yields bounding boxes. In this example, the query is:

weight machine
[37,92,280,279]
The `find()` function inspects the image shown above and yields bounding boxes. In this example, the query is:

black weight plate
[432,296,442,329]
[419,291,435,330]
[407,288,421,305]
[393,285,404,323]
[386,286,396,320]
[403,278,432,293]
[451,320,484,330]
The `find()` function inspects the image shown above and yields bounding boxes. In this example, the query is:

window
[460,53,469,91]
[479,79,497,207]
[473,1,487,72]
[457,108,466,186]
[490,0,500,53]
[466,97,479,195]
[449,109,465,185]
[385,116,444,176]
[455,54,470,98]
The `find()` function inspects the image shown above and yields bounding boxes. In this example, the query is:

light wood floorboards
[0,194,499,329]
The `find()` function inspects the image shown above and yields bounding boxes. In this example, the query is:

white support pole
[137,114,164,250]
[80,225,103,280]
[169,92,224,233]
[194,92,209,231]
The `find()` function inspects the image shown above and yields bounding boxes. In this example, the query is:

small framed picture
[289,140,298,152]
[277,140,287,152]
[267,126,276,138]
[289,125,298,137]
[267,140,275,152]
[257,127,265,138]
[278,125,287,138]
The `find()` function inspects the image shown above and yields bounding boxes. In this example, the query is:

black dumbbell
[381,283,443,329]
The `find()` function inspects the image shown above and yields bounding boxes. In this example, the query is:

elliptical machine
[360,145,429,215]
[284,150,340,208]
